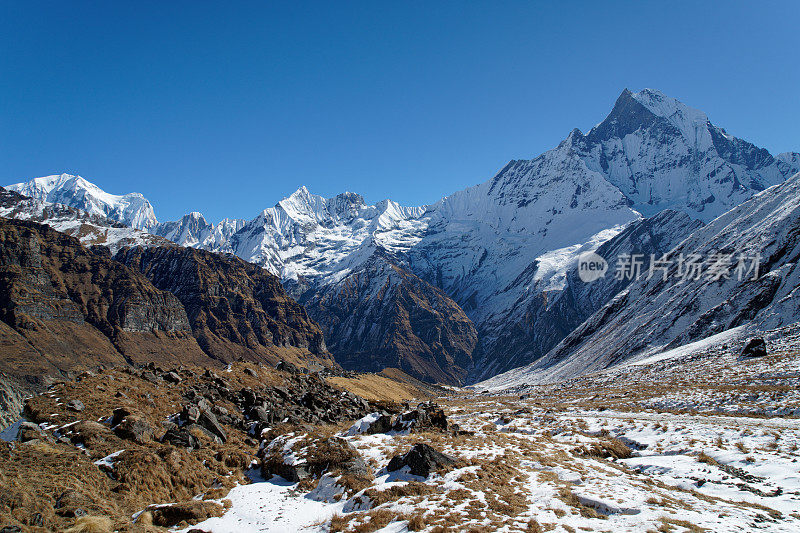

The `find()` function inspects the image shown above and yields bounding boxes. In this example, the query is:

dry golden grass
[63,516,114,533]
[572,438,633,460]
[696,452,719,466]
[328,367,446,402]
[657,516,708,532]
[557,486,608,520]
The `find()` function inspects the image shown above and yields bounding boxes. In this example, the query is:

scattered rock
[161,427,200,450]
[387,443,456,477]
[141,371,160,384]
[346,412,393,436]
[182,405,200,424]
[742,338,767,358]
[184,423,223,445]
[113,415,154,444]
[67,399,85,412]
[276,360,299,374]
[111,407,131,427]
[251,406,271,424]
[146,501,225,527]
[261,432,371,484]
[197,410,227,443]
[392,403,448,432]
[162,371,182,384]
[16,421,43,443]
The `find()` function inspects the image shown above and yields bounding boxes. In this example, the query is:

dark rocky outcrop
[260,431,371,484]
[387,443,456,477]
[300,252,477,385]
[0,217,339,427]
[741,338,767,358]
[0,218,215,392]
[115,246,333,369]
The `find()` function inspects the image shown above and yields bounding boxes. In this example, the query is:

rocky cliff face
[114,246,333,369]
[299,251,477,385]
[481,173,800,388]
[470,210,704,379]
[573,89,796,221]
[8,89,800,383]
[0,217,213,387]
[0,216,338,429]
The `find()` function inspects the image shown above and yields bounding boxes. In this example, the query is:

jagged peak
[630,88,709,128]
[184,211,207,222]
[584,88,712,147]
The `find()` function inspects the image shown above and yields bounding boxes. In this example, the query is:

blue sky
[1,1,798,223]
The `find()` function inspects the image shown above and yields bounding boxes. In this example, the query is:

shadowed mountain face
[481,172,800,389]
[6,89,800,384]
[0,218,211,386]
[0,216,335,403]
[115,246,333,370]
[470,210,705,380]
[299,251,477,385]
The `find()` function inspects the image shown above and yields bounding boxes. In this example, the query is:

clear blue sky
[1,1,798,223]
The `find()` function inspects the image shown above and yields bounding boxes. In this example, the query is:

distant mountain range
[6,89,800,385]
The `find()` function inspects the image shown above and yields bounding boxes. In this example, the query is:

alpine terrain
[7,89,799,385]
[2,88,800,533]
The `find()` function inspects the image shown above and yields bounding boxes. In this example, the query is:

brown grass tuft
[63,516,113,533]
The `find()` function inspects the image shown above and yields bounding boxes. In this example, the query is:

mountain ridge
[6,88,800,383]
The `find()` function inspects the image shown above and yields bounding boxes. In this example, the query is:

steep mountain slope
[115,246,333,369]
[470,209,704,380]
[6,174,158,231]
[300,251,477,385]
[482,172,800,388]
[571,89,797,221]
[0,186,168,251]
[7,89,799,382]
[0,217,213,387]
[0,214,336,422]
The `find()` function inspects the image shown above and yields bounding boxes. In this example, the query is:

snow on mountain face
[470,209,704,381]
[6,174,159,231]
[6,89,799,383]
[224,187,428,282]
[0,186,169,252]
[409,139,639,319]
[481,172,800,389]
[573,89,799,221]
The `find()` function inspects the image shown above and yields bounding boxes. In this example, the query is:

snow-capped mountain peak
[6,173,158,231]
[4,88,798,385]
[630,88,710,144]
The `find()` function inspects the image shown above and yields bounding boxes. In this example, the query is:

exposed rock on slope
[1,362,377,531]
[471,210,704,380]
[483,172,800,387]
[571,89,797,221]
[0,218,213,387]
[115,245,333,369]
[0,216,337,426]
[300,251,477,385]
